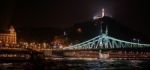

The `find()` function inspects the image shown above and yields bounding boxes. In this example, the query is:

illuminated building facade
[0,26,17,44]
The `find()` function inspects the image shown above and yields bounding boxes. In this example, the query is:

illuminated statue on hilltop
[102,8,105,17]
[93,8,105,20]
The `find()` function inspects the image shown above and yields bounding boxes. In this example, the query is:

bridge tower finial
[105,25,108,35]
[102,8,105,17]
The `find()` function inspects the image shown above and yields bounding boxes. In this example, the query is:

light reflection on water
[0,60,150,70]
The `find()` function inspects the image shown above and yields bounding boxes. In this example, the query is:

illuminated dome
[9,25,15,33]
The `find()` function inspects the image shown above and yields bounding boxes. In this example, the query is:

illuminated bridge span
[57,31,150,60]
[69,31,150,49]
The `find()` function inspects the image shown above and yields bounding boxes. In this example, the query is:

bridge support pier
[99,50,109,59]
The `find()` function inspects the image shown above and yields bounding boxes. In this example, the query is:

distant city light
[64,31,66,36]
[77,28,82,33]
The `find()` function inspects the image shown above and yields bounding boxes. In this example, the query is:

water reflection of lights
[0,54,30,58]
[50,58,98,61]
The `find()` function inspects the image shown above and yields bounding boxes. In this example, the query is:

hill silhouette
[16,16,150,44]
[67,16,150,43]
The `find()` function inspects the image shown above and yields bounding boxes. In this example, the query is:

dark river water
[0,60,150,70]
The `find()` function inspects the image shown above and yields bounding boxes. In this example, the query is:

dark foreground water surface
[0,60,150,70]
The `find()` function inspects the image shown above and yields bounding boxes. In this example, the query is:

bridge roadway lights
[2,47,150,60]
[0,47,45,62]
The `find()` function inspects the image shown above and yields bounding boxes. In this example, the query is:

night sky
[0,0,149,36]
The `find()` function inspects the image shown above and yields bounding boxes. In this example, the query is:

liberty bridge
[0,9,150,61]
[51,26,150,60]
[0,25,150,61]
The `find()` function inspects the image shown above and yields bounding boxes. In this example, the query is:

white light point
[102,8,105,17]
